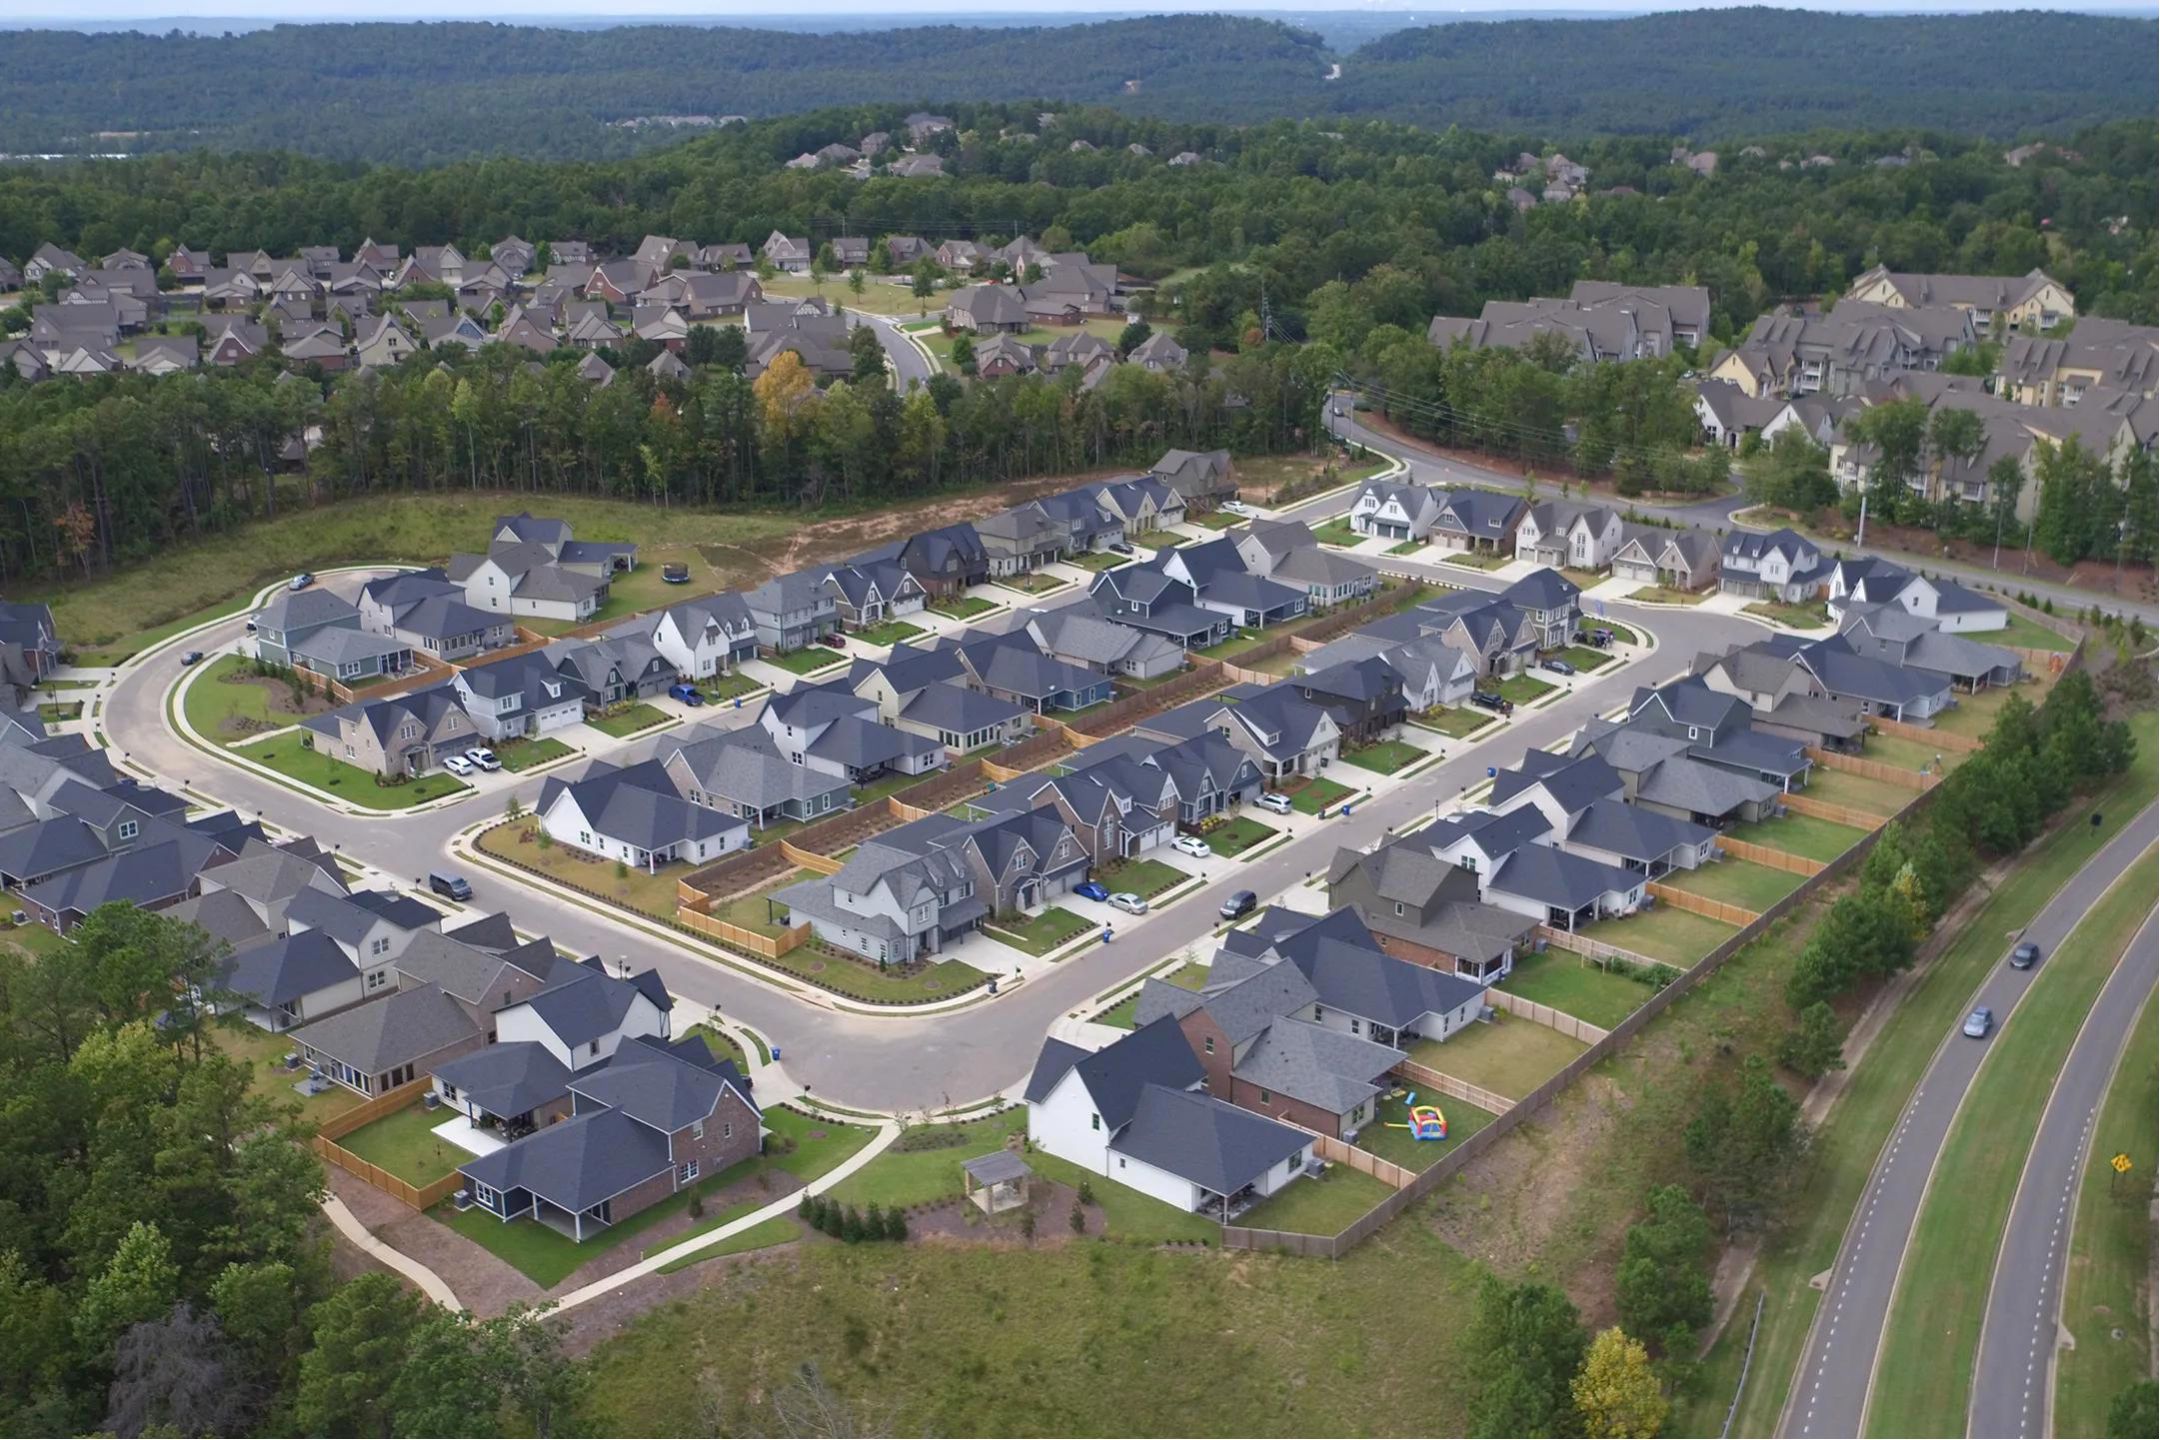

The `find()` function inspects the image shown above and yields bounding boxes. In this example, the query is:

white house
[1515,501,1625,571]
[647,594,759,679]
[535,759,749,871]
[1348,480,1445,541]
[491,967,671,1073]
[1720,528,1829,603]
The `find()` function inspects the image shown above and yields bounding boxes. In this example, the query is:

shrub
[1069,1200,1086,1234]
[863,1203,885,1241]
[885,1207,909,1242]
[1076,1179,1094,1206]
[841,1205,865,1244]
[1019,1208,1036,1241]
[688,1191,705,1220]
[797,1192,813,1220]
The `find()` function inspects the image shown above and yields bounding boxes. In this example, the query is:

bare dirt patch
[755,471,1138,580]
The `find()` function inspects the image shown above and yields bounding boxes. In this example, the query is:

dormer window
[117,820,138,841]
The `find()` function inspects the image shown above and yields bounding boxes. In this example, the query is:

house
[1024,1019,1313,1218]
[1570,719,1782,828]
[960,757,1177,867]
[646,593,759,679]
[215,930,366,1033]
[1996,318,2157,407]
[0,602,62,687]
[1500,568,1582,650]
[891,678,1031,753]
[1691,646,1869,754]
[1414,591,1539,676]
[353,316,417,369]
[1824,557,2010,635]
[1612,527,1720,592]
[1027,605,1186,681]
[1087,570,1232,651]
[289,982,486,1097]
[301,684,480,778]
[1298,632,1478,713]
[358,569,512,659]
[1326,839,1535,982]
[661,724,855,831]
[946,285,1030,335]
[1129,331,1188,372]
[1240,519,1378,610]
[975,505,1063,576]
[744,570,840,653]
[1292,657,1408,747]
[892,524,990,598]
[452,652,590,741]
[1149,449,1237,511]
[1516,501,1626,570]
[1629,674,1821,785]
[537,759,747,870]
[972,334,1039,378]
[251,588,363,668]
[1349,480,1445,541]
[1719,528,1829,603]
[761,232,813,274]
[1430,490,1529,554]
[1154,537,1309,630]
[546,632,673,707]
[1694,379,1790,450]
[1710,303,1975,399]
[458,1035,759,1242]
[772,835,985,965]
[451,513,633,625]
[1140,683,1342,782]
[1845,266,2073,332]
[24,243,83,285]
[948,631,1115,715]
[1835,605,2022,693]
[1789,634,1955,723]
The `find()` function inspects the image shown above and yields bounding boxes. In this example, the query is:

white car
[1172,834,1212,859]
[1219,499,1254,517]
[1256,792,1295,815]
[1107,892,1149,915]
[466,747,501,772]
[441,755,475,777]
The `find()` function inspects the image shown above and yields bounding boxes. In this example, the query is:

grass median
[1866,847,2158,1438]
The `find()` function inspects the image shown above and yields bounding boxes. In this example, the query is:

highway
[1779,807,2159,1438]
[1969,910,2159,1438]
[100,542,1768,1112]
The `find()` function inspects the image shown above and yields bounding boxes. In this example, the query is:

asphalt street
[1323,401,2160,625]
[1969,909,2159,1438]
[1780,807,2159,1439]
[102,537,1768,1110]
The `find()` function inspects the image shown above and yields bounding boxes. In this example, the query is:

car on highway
[442,754,475,776]
[1219,890,1258,921]
[1541,658,1575,676]
[1107,892,1148,916]
[179,650,205,666]
[1962,1006,1995,1039]
[288,572,314,591]
[465,747,500,772]
[1073,881,1110,903]
[1172,834,1212,859]
[667,682,705,706]
[2009,941,2041,969]
[1256,791,1294,815]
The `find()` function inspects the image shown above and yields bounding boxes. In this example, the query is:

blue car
[1073,881,1110,903]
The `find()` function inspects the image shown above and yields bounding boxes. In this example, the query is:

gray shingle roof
[432,1041,572,1122]
[290,983,480,1073]
[220,929,357,1008]
[458,1106,671,1211]
[1113,1084,1310,1197]
[1232,1016,1402,1114]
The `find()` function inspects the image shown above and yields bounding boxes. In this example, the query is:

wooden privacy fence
[1647,881,1761,928]
[779,841,843,875]
[1536,924,1675,972]
[313,1077,464,1211]
[1308,1132,1415,1190]
[1390,1059,1515,1118]
[1063,661,1229,742]
[1487,987,1611,1043]
[1715,835,1825,877]
[1224,781,1924,1258]
[1808,746,1937,791]
[1868,716,1983,754]
[2008,645,2070,675]
[675,907,810,959]
[1783,791,1889,830]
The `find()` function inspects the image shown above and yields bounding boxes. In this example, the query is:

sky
[14,0,2146,20]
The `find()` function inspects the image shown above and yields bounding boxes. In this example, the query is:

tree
[295,1272,426,1438]
[1116,317,1153,358]
[389,1309,505,1438]
[1743,430,1834,513]
[1465,1278,1586,1437]
[909,261,939,316]
[753,351,818,447]
[1685,1056,1809,1231]
[949,332,976,375]
[847,267,865,300]
[1845,398,1930,513]
[1779,1000,1849,1079]
[849,324,886,385]
[104,1303,259,1439]
[1615,1186,1714,1343]
[74,1222,182,1360]
[2108,1380,2158,1439]
[1572,1328,1670,1439]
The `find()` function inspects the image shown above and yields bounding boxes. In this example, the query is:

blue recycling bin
[770,1045,781,1061]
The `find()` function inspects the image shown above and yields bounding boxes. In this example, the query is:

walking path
[321,1194,462,1309]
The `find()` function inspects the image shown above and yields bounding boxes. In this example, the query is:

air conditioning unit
[452,1189,475,1212]
[422,1092,441,1111]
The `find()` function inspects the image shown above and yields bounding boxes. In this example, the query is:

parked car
[179,650,204,666]
[1107,892,1148,916]
[1541,658,1575,676]
[1073,881,1110,903]
[1108,541,1135,556]
[819,634,847,649]
[442,754,475,776]
[1962,1006,1995,1039]
[668,682,705,706]
[1219,890,1258,921]
[1219,499,1254,517]
[2009,941,2041,970]
[1469,691,1513,714]
[428,871,473,902]
[1574,628,1612,648]
[1172,834,1212,859]
[662,562,691,585]
[465,747,500,772]
[288,572,314,592]
[1256,791,1295,815]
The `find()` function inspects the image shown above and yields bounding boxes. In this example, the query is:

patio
[432,1113,506,1158]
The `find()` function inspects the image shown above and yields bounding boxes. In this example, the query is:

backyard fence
[1225,779,1923,1258]
[1486,987,1611,1044]
[1867,716,1983,754]
[312,1077,464,1211]
[675,908,811,959]
[1714,835,1825,877]
[778,841,843,875]
[1807,747,1937,791]
[1782,791,1888,830]
[1064,661,1232,743]
[1536,925,1675,971]
[1306,1132,1415,1190]
[1647,882,1762,928]
[1390,1060,1515,1118]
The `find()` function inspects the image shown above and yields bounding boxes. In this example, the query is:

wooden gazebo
[962,1150,1032,1215]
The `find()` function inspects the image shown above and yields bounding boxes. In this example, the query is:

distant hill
[0,8,2150,165]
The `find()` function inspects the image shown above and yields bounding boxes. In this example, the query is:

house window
[691,1120,705,1140]
[723,1121,732,1140]
[1349,1018,1361,1036]
[588,1040,599,1057]
[1314,1004,1324,1023]
[370,936,389,956]
[1259,1089,1272,1104]
[1090,1112,1101,1131]
[117,820,138,841]
[1393,901,1403,916]
[678,1160,699,1185]
[474,1181,500,1209]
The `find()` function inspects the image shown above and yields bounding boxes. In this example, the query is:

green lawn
[763,646,849,676]
[183,654,318,744]
[1409,1013,1585,1101]
[764,943,991,1004]
[1593,621,1640,647]
[0,920,68,963]
[1691,715,2156,1438]
[1582,907,1738,968]
[928,595,997,620]
[1552,645,1613,672]
[1204,817,1280,858]
[1626,585,1707,605]
[1743,598,1833,629]
[434,1107,875,1289]
[982,906,1093,956]
[1931,678,2051,742]
[1281,776,1355,815]
[852,619,927,647]
[1063,549,1132,572]
[1337,739,1427,776]
[1439,550,1510,571]
[1412,707,1497,739]
[989,571,1069,595]
[1187,510,1246,531]
[1664,858,1807,913]
[1497,951,1662,1030]
[710,873,809,939]
[335,1102,467,1187]
[1353,1093,1500,1171]
[1862,732,1961,774]
[643,1199,764,1259]
[2056,992,2159,1437]
[231,736,469,809]
[1867,851,2159,1438]
[1995,611,2076,652]
[208,1017,366,1130]
[1091,857,1190,901]
[1093,961,1212,1029]
[1236,1164,1398,1236]
[698,670,766,703]
[495,735,574,772]
[686,1023,748,1070]
[825,1110,1027,1211]
[762,272,932,317]
[1310,519,1363,548]
[585,702,672,738]
[653,1216,801,1274]
[1804,766,1906,818]
[1724,811,1868,864]
[1494,673,1557,706]
[477,823,684,922]
[1386,540,1425,556]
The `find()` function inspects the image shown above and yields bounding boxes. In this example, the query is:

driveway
[1780,808,2159,1438]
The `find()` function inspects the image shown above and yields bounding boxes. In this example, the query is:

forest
[0,7,2150,165]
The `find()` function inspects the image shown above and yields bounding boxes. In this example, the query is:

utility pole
[1854,490,1868,548]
